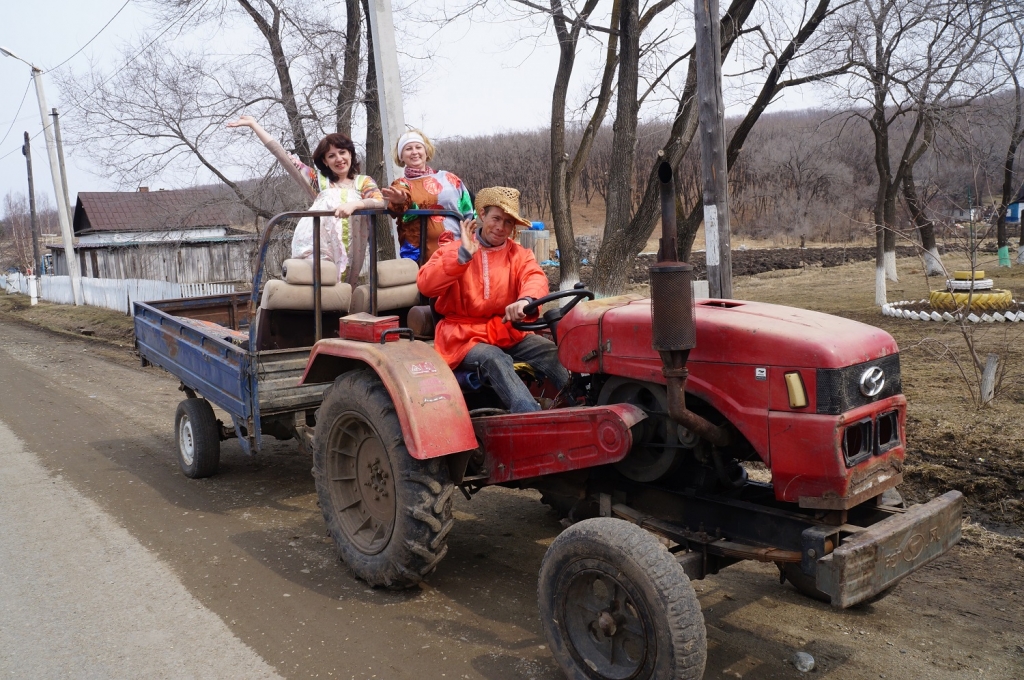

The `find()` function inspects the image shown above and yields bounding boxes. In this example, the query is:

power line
[46,0,133,72]
[0,77,32,148]
[0,0,209,164]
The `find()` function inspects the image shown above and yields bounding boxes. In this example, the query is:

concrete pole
[366,0,406,184]
[21,132,42,277]
[694,0,733,299]
[30,67,82,304]
[50,109,74,228]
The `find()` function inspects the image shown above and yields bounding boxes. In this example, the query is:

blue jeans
[460,335,570,413]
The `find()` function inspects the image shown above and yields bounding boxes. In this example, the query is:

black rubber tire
[538,518,706,680]
[313,370,455,589]
[174,398,221,478]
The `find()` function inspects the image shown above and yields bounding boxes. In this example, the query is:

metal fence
[0,274,235,315]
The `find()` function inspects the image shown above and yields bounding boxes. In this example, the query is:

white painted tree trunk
[923,247,945,277]
[1017,245,1024,265]
[980,353,1000,405]
[875,266,887,306]
[884,249,898,281]
[558,275,580,291]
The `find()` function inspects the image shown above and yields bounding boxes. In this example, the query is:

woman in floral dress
[380,129,474,262]
[227,116,385,282]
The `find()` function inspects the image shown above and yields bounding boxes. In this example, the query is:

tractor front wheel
[538,518,706,679]
[313,370,455,589]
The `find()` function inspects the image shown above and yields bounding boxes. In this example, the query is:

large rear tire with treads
[313,370,454,589]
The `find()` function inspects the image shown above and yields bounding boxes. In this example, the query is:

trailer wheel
[538,518,706,680]
[175,398,221,478]
[313,370,454,589]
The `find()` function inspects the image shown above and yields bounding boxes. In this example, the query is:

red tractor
[136,164,962,679]
[291,165,962,679]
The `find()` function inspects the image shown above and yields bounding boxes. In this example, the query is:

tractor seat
[260,258,352,312]
[350,257,420,314]
[408,302,440,340]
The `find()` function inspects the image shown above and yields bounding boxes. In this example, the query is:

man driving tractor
[416,186,568,413]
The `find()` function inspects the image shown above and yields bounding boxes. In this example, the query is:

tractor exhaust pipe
[651,162,730,448]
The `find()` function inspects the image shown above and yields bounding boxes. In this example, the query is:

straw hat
[474,187,532,229]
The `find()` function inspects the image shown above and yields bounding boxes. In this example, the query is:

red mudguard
[299,338,479,460]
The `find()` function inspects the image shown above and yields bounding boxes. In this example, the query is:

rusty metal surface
[474,404,646,484]
[817,490,964,608]
[300,337,478,460]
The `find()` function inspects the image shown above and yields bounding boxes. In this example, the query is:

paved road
[0,419,280,679]
[0,317,1020,679]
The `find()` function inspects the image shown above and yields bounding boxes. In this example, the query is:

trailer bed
[134,292,330,453]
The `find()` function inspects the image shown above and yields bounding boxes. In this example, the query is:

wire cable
[0,77,32,149]
[46,0,133,73]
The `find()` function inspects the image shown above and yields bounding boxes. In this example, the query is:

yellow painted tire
[929,289,1013,312]
[953,270,985,280]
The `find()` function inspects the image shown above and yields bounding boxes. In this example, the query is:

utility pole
[51,108,73,226]
[366,0,406,184]
[21,132,42,277]
[1,46,83,304]
[694,0,733,299]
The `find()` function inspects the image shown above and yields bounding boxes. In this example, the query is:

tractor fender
[299,338,478,460]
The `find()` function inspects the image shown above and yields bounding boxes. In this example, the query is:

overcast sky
[0,0,825,210]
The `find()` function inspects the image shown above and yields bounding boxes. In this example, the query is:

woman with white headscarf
[380,129,473,262]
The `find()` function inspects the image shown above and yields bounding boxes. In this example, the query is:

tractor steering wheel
[511,286,595,336]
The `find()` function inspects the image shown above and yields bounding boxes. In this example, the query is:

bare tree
[57,0,363,218]
[825,0,1000,302]
[988,16,1024,264]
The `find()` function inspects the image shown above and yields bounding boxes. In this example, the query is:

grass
[0,293,135,348]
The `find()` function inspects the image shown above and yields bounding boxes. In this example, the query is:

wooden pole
[694,0,733,298]
[22,132,42,276]
[366,0,406,185]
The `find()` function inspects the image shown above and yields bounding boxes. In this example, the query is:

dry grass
[0,294,135,348]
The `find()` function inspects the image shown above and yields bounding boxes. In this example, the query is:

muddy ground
[1,248,1023,678]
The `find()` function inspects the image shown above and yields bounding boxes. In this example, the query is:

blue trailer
[133,208,460,476]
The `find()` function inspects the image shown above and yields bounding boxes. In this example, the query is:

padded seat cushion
[407,305,436,339]
[350,282,420,314]
[261,279,352,311]
[282,258,338,286]
[377,258,419,287]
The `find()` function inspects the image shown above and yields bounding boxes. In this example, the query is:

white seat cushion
[350,282,420,314]
[281,258,338,286]
[377,258,419,287]
[261,279,351,311]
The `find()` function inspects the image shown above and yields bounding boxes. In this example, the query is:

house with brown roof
[49,188,283,284]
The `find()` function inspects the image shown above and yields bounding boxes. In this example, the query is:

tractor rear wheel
[313,369,455,589]
[538,518,706,680]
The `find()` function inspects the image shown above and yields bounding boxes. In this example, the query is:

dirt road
[0,317,1021,679]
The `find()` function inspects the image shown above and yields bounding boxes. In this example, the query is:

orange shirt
[417,236,551,368]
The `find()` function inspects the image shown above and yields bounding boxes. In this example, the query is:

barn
[49,188,284,285]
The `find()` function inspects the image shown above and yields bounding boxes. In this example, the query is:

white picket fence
[0,273,235,315]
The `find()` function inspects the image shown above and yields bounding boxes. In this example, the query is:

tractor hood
[558,297,898,372]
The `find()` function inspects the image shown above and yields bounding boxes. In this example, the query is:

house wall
[52,238,289,285]
[77,228,228,245]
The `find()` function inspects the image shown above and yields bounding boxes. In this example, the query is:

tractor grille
[816,354,902,415]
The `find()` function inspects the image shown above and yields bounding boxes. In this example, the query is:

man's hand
[503,299,531,323]
[460,218,479,257]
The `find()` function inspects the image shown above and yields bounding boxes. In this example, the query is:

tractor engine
[555,163,906,510]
